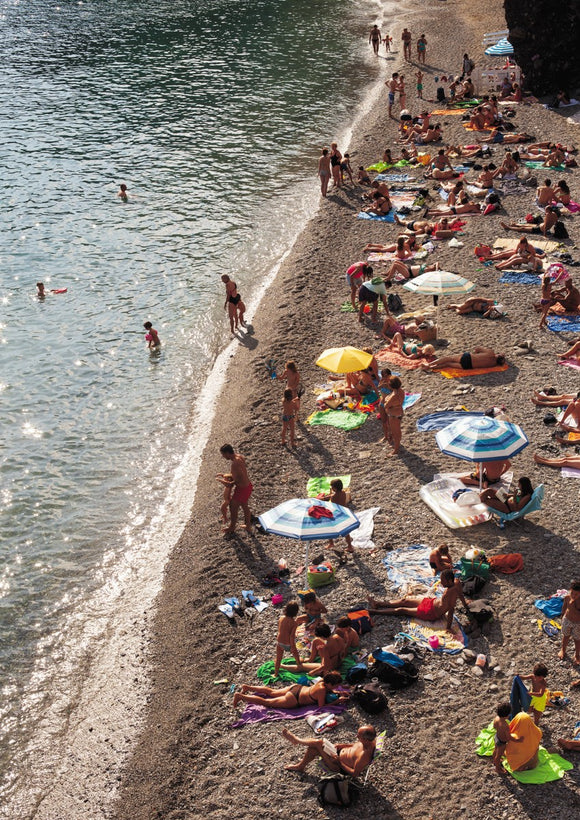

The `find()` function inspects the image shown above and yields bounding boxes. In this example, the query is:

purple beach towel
[230,701,348,728]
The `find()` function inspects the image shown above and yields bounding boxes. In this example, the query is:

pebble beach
[111,2,580,819]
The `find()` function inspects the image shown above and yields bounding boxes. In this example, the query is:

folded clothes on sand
[306,409,367,430]
[534,595,565,618]
[416,410,484,431]
[438,363,509,378]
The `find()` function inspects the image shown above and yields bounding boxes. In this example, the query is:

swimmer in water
[118,183,128,202]
[36,282,46,298]
[143,321,161,349]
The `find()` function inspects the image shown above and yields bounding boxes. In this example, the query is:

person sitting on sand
[281,724,376,775]
[552,280,580,313]
[429,543,453,574]
[446,297,497,317]
[559,340,580,361]
[281,623,345,675]
[492,150,519,179]
[536,178,556,207]
[333,368,375,398]
[553,180,571,207]
[503,712,541,772]
[233,671,347,710]
[301,591,327,631]
[334,617,360,656]
[493,702,524,775]
[362,190,392,216]
[460,459,512,488]
[422,347,505,371]
[558,393,580,432]
[471,165,495,189]
[480,475,533,514]
[544,145,566,167]
[357,166,372,186]
[500,207,559,237]
[428,149,457,180]
[495,235,543,272]
[387,333,435,361]
[368,568,469,631]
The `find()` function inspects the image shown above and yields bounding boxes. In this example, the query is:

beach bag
[462,575,487,596]
[318,774,359,807]
[352,681,387,714]
[467,599,495,626]
[460,555,490,581]
[307,561,335,588]
[347,609,373,635]
[553,221,569,239]
[371,659,418,689]
[345,662,368,685]
[387,293,403,313]
[436,86,446,103]
[489,553,524,573]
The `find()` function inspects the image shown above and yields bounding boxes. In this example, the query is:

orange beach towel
[439,363,509,379]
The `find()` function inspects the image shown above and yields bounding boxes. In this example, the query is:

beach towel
[230,700,348,729]
[558,359,580,370]
[381,544,436,590]
[403,392,421,410]
[534,595,565,618]
[306,475,351,496]
[475,724,573,782]
[351,507,380,550]
[419,477,492,529]
[438,363,509,378]
[429,109,466,116]
[366,251,418,262]
[406,615,468,654]
[357,210,396,223]
[562,466,580,478]
[433,471,513,496]
[306,410,367,431]
[256,656,356,686]
[499,271,541,285]
[493,237,559,253]
[416,410,484,431]
[546,314,580,332]
[374,172,413,182]
[525,161,566,171]
[560,200,580,213]
[375,348,433,370]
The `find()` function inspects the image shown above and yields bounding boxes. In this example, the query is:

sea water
[0,0,396,813]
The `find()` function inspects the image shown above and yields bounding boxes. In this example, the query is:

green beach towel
[306,410,367,431]
[476,725,573,783]
[257,656,356,685]
[524,161,566,171]
[306,475,351,496]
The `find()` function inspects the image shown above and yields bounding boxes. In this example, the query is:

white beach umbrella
[403,270,475,334]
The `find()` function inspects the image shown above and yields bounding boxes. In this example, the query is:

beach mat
[558,359,580,371]
[256,657,356,686]
[416,411,484,431]
[525,161,566,171]
[375,348,433,370]
[493,237,559,253]
[374,172,414,182]
[562,466,580,478]
[546,314,580,332]
[381,544,436,590]
[406,615,468,654]
[230,699,348,729]
[438,363,509,379]
[306,475,351,496]
[429,109,466,116]
[403,392,422,409]
[306,409,367,430]
[499,271,541,285]
[357,210,396,223]
[419,477,492,528]
[476,726,573,783]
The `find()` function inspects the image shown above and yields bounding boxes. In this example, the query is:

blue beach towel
[499,271,540,285]
[358,210,396,223]
[416,410,484,431]
[546,314,580,332]
[382,544,436,590]
[375,173,413,182]
[534,596,565,618]
[403,392,421,410]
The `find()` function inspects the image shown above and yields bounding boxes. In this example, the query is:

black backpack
[318,774,360,807]
[436,86,446,103]
[462,575,487,597]
[371,659,418,689]
[468,599,495,625]
[553,221,569,239]
[387,293,403,313]
[352,681,388,714]
[345,662,368,684]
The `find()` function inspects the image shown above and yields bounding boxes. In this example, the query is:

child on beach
[277,360,301,400]
[216,473,234,525]
[340,153,354,185]
[143,321,160,349]
[281,388,299,448]
[559,580,580,664]
[357,166,372,186]
[416,69,424,99]
[538,274,554,329]
[519,663,549,724]
[383,33,392,52]
[320,479,354,555]
[274,601,303,675]
[301,591,327,633]
[335,616,360,656]
[492,702,522,774]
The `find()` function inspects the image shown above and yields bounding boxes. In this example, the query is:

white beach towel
[351,507,380,549]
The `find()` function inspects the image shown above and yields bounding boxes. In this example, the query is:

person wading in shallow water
[219,444,253,536]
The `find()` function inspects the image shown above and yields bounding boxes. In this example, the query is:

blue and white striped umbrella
[436,416,528,463]
[484,38,514,57]
[259,498,360,540]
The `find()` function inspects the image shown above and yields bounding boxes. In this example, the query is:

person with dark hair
[480,476,533,514]
[219,444,253,536]
[493,702,522,774]
[233,671,346,709]
[518,663,549,725]
[559,581,580,665]
[346,261,373,310]
[335,617,360,655]
[281,623,345,675]
[368,568,469,630]
[429,544,453,574]
[422,347,506,371]
[382,375,405,456]
[282,724,376,775]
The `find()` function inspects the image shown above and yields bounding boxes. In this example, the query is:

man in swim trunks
[369,24,381,56]
[386,73,399,118]
[446,297,497,317]
[219,444,253,536]
[282,724,377,775]
[368,569,469,631]
[401,27,412,61]
[422,346,505,371]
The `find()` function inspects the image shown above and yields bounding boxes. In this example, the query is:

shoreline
[114,1,580,819]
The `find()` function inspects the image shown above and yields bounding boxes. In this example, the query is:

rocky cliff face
[504,0,580,95]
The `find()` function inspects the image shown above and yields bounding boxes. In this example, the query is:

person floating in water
[36,282,46,298]
[118,183,129,202]
[143,321,160,349]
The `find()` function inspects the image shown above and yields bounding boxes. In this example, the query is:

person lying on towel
[421,346,505,371]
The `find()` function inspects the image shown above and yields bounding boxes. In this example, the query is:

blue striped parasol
[484,38,514,57]
[436,416,528,487]
[258,498,360,566]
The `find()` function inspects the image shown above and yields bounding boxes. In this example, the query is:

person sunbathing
[471,165,495,189]
[553,180,571,207]
[500,207,559,237]
[534,452,580,468]
[280,623,345,675]
[552,280,580,313]
[393,215,455,238]
[478,128,533,145]
[334,617,360,656]
[232,672,346,709]
[559,340,580,360]
[425,200,481,216]
[384,259,439,282]
[387,333,435,360]
[446,297,497,317]
[364,233,418,254]
[492,151,519,178]
[532,389,576,406]
[429,544,453,574]
[282,725,376,775]
[401,124,442,145]
[362,191,391,215]
[332,369,375,398]
[422,347,505,371]
[368,569,469,630]
[428,149,457,180]
[559,394,580,431]
[495,236,543,272]
[480,476,533,514]
[460,459,512,488]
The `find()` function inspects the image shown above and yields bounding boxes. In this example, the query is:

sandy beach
[114,2,580,818]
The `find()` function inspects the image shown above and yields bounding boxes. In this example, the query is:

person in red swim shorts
[219,444,253,536]
[367,569,469,632]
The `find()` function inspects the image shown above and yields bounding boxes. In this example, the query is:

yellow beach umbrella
[316,346,373,374]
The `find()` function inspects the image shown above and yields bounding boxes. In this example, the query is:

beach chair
[487,485,544,528]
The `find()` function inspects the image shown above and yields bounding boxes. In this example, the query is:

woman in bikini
[382,375,405,456]
[480,476,533,514]
[221,274,246,333]
[232,671,346,709]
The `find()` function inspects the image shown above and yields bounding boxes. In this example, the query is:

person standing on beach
[386,73,399,118]
[318,148,331,197]
[219,444,253,536]
[383,33,392,53]
[401,28,412,61]
[369,24,381,56]
[330,143,342,189]
[416,34,427,64]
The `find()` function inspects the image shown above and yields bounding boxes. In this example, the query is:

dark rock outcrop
[504,0,580,96]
